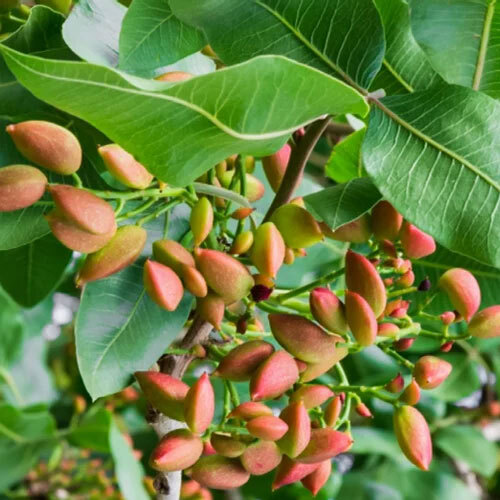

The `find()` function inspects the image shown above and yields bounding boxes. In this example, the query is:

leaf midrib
[411,258,500,279]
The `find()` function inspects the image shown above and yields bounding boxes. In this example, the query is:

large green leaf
[304,177,382,230]
[0,287,24,370]
[119,0,206,77]
[435,425,498,477]
[0,207,50,251]
[0,404,56,492]
[69,407,112,453]
[0,234,72,308]
[0,47,368,186]
[371,0,443,94]
[363,84,500,268]
[325,128,365,183]
[62,0,126,67]
[170,0,385,92]
[410,0,500,99]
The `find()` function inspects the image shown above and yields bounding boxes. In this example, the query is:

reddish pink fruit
[135,371,189,421]
[0,165,47,212]
[393,406,432,470]
[196,293,224,330]
[203,440,216,456]
[371,201,402,241]
[438,268,481,322]
[290,385,334,409]
[296,428,352,464]
[377,323,400,338]
[250,351,299,401]
[228,401,273,420]
[210,434,246,458]
[309,287,348,334]
[269,313,338,363]
[394,338,415,351]
[326,215,371,243]
[273,457,320,491]
[143,260,184,311]
[301,459,331,496]
[214,341,274,381]
[241,440,282,476]
[230,207,254,220]
[355,402,373,418]
[190,456,250,489]
[324,396,343,427]
[345,291,377,347]
[400,222,436,259]
[385,373,404,393]
[250,222,285,278]
[413,356,452,389]
[468,305,500,338]
[150,429,203,472]
[299,345,348,383]
[400,379,421,405]
[440,311,456,325]
[181,264,208,297]
[277,401,311,458]
[195,248,254,303]
[440,341,453,353]
[247,416,289,441]
[153,239,195,275]
[180,479,201,498]
[345,250,386,317]
[262,143,292,192]
[397,270,415,288]
[184,373,215,434]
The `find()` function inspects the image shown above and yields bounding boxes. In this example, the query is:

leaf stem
[473,0,496,90]
[193,182,251,208]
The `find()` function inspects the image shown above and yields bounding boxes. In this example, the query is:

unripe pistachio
[440,341,453,353]
[143,260,183,311]
[440,311,456,325]
[155,71,193,82]
[184,373,214,434]
[413,356,452,389]
[230,230,254,255]
[181,264,208,298]
[468,305,500,338]
[296,428,352,464]
[269,313,339,363]
[262,143,291,192]
[190,456,250,489]
[181,480,201,498]
[230,207,254,220]
[195,249,254,303]
[35,0,72,15]
[394,337,415,351]
[325,215,371,243]
[355,402,373,418]
[301,459,331,496]
[272,457,320,490]
[250,222,285,277]
[150,429,203,472]
[7,121,81,174]
[228,402,273,420]
[345,250,386,317]
[345,291,377,347]
[271,204,323,249]
[98,144,153,189]
[284,247,295,265]
[214,340,274,381]
[371,201,402,241]
[438,268,481,322]
[196,293,224,330]
[247,415,289,441]
[386,373,404,393]
[203,440,216,456]
[250,350,299,401]
[210,433,246,457]
[76,225,147,286]
[190,197,214,246]
[0,165,47,212]
[241,440,282,476]
[397,270,415,288]
[377,323,400,338]
[277,401,311,458]
[400,378,421,405]
[324,395,343,427]
[153,239,195,275]
[393,406,432,470]
[400,222,436,259]
[385,298,409,317]
[299,345,348,383]
[135,371,189,421]
[220,171,265,202]
[309,287,348,334]
[289,385,334,409]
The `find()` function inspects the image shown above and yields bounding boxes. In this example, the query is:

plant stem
[193,182,251,208]
[381,346,414,370]
[81,186,186,201]
[387,286,418,298]
[264,116,331,221]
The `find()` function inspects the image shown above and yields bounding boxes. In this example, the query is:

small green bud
[250,222,285,278]
[230,230,254,255]
[271,204,323,248]
[190,197,214,246]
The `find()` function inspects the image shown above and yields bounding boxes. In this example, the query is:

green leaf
[171,0,385,92]
[0,207,50,251]
[304,177,382,230]
[0,48,368,186]
[0,287,24,370]
[410,0,500,99]
[119,0,206,77]
[325,128,365,183]
[350,427,406,463]
[110,418,150,500]
[435,425,497,477]
[363,84,500,268]
[62,0,126,67]
[69,407,112,453]
[371,0,443,95]
[0,404,56,492]
[0,234,72,308]
[339,473,402,500]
